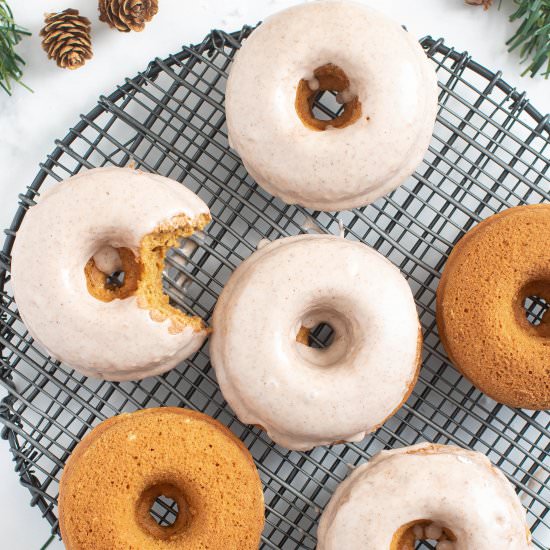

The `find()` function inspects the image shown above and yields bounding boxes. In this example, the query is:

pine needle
[506,0,550,78]
[0,0,32,95]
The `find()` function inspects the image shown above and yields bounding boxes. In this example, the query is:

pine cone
[40,9,93,70]
[99,0,159,32]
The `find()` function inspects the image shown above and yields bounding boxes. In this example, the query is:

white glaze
[11,167,210,380]
[225,0,438,211]
[209,234,420,450]
[317,443,531,549]
[93,245,122,274]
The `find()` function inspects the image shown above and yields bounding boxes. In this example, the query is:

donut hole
[137,482,190,539]
[150,494,179,527]
[295,307,356,367]
[523,295,549,327]
[414,541,452,550]
[105,269,126,288]
[85,246,141,302]
[516,280,550,337]
[391,520,456,550]
[310,90,342,122]
[297,322,335,349]
[295,63,362,130]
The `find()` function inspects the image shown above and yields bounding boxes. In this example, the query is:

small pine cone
[99,0,159,33]
[40,9,93,70]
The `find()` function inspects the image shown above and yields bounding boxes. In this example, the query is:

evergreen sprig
[507,0,550,78]
[0,0,31,95]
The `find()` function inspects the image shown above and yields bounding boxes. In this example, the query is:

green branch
[0,0,32,95]
[507,0,550,78]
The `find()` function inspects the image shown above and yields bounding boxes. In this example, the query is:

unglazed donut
[59,407,264,549]
[210,234,422,450]
[317,443,531,550]
[11,167,211,380]
[437,204,550,409]
[225,0,438,211]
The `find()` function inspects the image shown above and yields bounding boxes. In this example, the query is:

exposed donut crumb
[139,213,211,334]
[85,212,211,335]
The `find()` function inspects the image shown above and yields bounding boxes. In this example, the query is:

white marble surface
[0,1,547,548]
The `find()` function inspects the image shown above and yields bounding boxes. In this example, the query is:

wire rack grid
[0,27,549,549]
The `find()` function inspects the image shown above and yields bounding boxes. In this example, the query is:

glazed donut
[210,234,422,450]
[225,0,438,211]
[11,167,211,381]
[436,204,550,409]
[317,443,531,550]
[59,407,264,549]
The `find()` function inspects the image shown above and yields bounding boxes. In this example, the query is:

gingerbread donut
[11,167,211,381]
[210,234,422,450]
[317,443,531,549]
[225,0,438,210]
[59,407,264,549]
[437,204,550,409]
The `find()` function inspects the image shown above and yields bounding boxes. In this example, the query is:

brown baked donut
[436,204,550,409]
[59,407,264,549]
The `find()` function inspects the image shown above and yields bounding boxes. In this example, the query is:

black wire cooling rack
[0,27,549,549]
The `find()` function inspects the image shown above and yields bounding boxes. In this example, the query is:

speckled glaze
[225,0,438,211]
[11,167,210,381]
[317,443,531,550]
[209,234,421,451]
